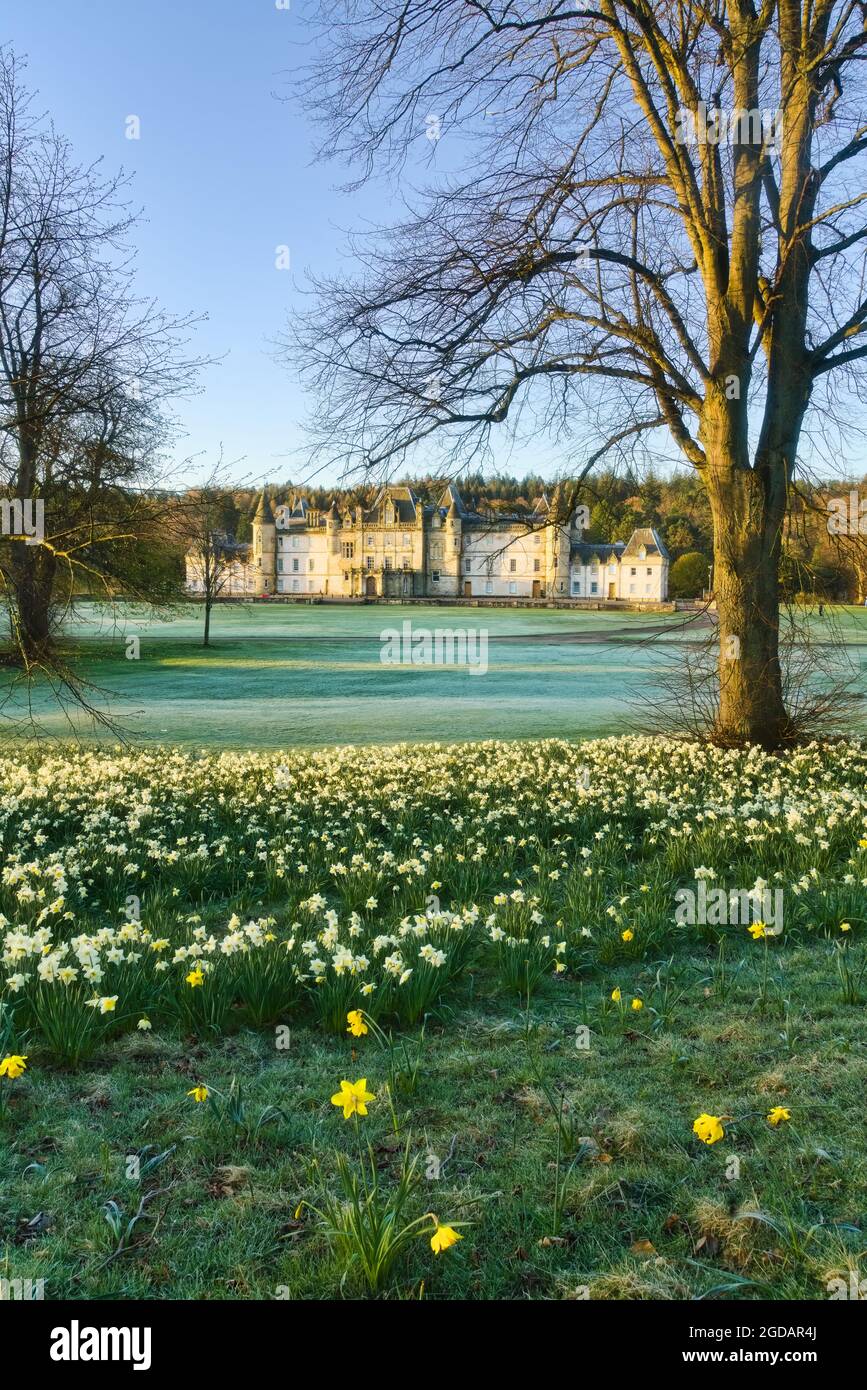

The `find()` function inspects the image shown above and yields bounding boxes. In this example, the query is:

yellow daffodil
[621,928,634,942]
[840,922,851,933]
[430,1220,463,1255]
[330,1077,376,1119]
[187,1085,209,1103]
[611,987,621,1002]
[693,1113,725,1145]
[858,839,867,850]
[767,1106,791,1126]
[86,995,118,1014]
[748,922,767,939]
[186,967,204,987]
[631,997,643,1011]
[0,1054,28,1079]
[346,1010,368,1037]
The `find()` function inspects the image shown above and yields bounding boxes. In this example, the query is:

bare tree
[179,469,252,647]
[0,48,201,674]
[292,0,867,747]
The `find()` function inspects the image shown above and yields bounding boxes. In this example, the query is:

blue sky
[4,0,430,490]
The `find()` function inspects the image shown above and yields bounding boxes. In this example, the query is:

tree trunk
[203,594,212,647]
[8,540,56,664]
[707,466,792,748]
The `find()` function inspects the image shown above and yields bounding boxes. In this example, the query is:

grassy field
[0,600,864,746]
[1,735,866,1301]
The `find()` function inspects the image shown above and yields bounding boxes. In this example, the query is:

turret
[444,496,462,545]
[252,490,277,593]
[544,483,570,597]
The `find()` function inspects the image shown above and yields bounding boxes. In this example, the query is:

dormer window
[638,546,647,559]
[385,502,395,525]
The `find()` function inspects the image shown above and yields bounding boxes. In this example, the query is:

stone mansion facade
[185,484,669,602]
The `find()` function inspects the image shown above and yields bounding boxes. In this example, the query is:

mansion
[185,484,669,602]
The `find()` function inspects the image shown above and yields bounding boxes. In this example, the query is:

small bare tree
[293,0,867,747]
[180,473,250,647]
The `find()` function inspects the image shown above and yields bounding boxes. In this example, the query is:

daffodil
[767,1106,791,1126]
[621,928,634,942]
[346,1010,368,1037]
[693,1113,725,1145]
[0,1054,28,1079]
[631,997,643,1011]
[748,922,767,939]
[186,967,204,987]
[187,1085,209,1103]
[430,1220,462,1255]
[86,995,118,1014]
[611,987,621,1002]
[840,922,851,933]
[330,1077,376,1119]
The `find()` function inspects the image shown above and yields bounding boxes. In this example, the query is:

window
[366,534,374,547]
[309,559,314,571]
[292,579,300,592]
[432,570,441,582]
[646,567,652,575]
[464,559,471,573]
[384,556,392,569]
[402,557,411,569]
[609,564,616,574]
[572,580,581,594]
[509,558,517,573]
[277,558,283,572]
[485,581,493,594]
[509,581,517,594]
[291,536,299,549]
[533,558,540,572]
[590,582,598,594]
[366,555,373,570]
[630,567,637,576]
[343,571,349,581]
[629,583,636,593]
[292,558,299,572]
[645,583,651,593]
